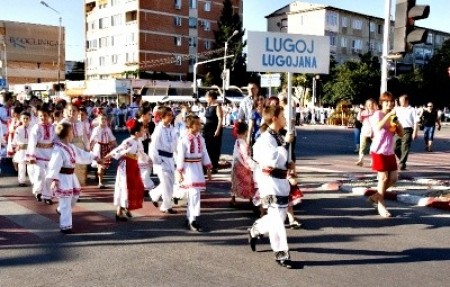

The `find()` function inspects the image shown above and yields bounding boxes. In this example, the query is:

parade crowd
[0,84,444,269]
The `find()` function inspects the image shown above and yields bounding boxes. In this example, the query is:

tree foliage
[422,39,450,107]
[204,0,250,88]
[322,52,380,105]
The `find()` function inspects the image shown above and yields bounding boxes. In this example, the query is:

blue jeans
[423,126,435,142]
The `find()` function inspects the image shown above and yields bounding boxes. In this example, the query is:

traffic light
[393,0,430,54]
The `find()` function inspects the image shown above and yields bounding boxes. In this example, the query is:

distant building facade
[266,1,450,66]
[84,0,243,80]
[0,20,65,86]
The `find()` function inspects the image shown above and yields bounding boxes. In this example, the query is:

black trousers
[203,129,223,170]
[395,127,413,166]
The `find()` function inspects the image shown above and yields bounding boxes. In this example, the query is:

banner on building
[247,31,330,74]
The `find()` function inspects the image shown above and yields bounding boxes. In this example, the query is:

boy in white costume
[149,107,178,214]
[47,122,99,234]
[176,115,212,232]
[12,112,33,186]
[248,105,294,269]
[27,107,55,204]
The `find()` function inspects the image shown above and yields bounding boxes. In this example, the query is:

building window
[174,36,182,46]
[174,16,182,26]
[205,40,210,49]
[126,52,136,62]
[202,20,210,31]
[378,24,383,34]
[110,0,120,6]
[111,14,122,26]
[99,56,106,66]
[326,12,338,26]
[189,0,197,9]
[175,55,182,65]
[111,54,119,64]
[341,37,347,47]
[99,37,108,48]
[189,17,197,28]
[126,32,135,44]
[352,39,362,51]
[174,0,181,9]
[204,1,211,12]
[341,16,348,27]
[352,19,362,30]
[330,35,336,46]
[369,22,376,33]
[427,33,433,44]
[99,17,109,29]
[189,37,197,47]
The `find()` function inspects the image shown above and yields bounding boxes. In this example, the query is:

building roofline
[0,19,61,29]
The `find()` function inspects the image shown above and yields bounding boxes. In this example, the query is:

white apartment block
[266,1,450,66]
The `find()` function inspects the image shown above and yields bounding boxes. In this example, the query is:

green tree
[322,52,380,105]
[204,0,249,88]
[422,39,450,107]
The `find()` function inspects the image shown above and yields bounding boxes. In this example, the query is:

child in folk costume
[90,115,117,188]
[149,107,178,214]
[46,122,100,234]
[176,115,212,232]
[136,105,155,197]
[27,107,55,204]
[12,112,33,187]
[6,106,23,159]
[104,119,146,221]
[248,105,295,269]
[64,104,90,187]
[230,122,257,206]
[79,106,92,141]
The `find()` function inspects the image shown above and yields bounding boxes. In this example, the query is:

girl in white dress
[12,112,32,186]
[175,115,212,232]
[46,122,99,234]
[90,115,117,188]
[104,120,146,221]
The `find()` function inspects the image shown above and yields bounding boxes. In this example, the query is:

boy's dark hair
[13,106,24,115]
[20,111,31,118]
[55,122,72,139]
[236,122,248,135]
[185,114,200,128]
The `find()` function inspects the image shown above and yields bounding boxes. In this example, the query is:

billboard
[3,21,64,63]
[247,31,330,74]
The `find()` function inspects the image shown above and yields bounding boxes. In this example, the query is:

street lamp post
[222,30,238,92]
[40,1,62,88]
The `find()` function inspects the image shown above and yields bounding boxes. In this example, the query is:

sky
[0,0,448,61]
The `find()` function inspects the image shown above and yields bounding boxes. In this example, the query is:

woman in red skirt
[368,91,404,218]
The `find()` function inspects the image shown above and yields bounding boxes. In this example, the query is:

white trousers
[140,166,155,190]
[17,162,27,184]
[251,206,289,253]
[187,188,201,223]
[58,196,78,230]
[32,161,51,199]
[150,169,174,211]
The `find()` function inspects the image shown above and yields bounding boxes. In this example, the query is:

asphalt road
[0,125,449,287]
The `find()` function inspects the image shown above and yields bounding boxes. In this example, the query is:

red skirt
[371,152,397,172]
[125,157,145,210]
[231,161,256,199]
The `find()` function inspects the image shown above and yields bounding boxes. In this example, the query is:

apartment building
[0,20,64,86]
[266,1,450,66]
[85,0,242,80]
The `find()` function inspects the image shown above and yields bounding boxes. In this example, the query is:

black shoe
[189,221,202,232]
[98,184,107,189]
[400,164,406,171]
[44,199,53,205]
[115,214,128,222]
[35,194,42,202]
[18,183,27,187]
[144,190,150,198]
[56,208,61,215]
[163,208,177,214]
[276,259,292,269]
[152,200,159,208]
[60,229,73,234]
[248,229,257,252]
[173,197,179,205]
[125,210,133,218]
